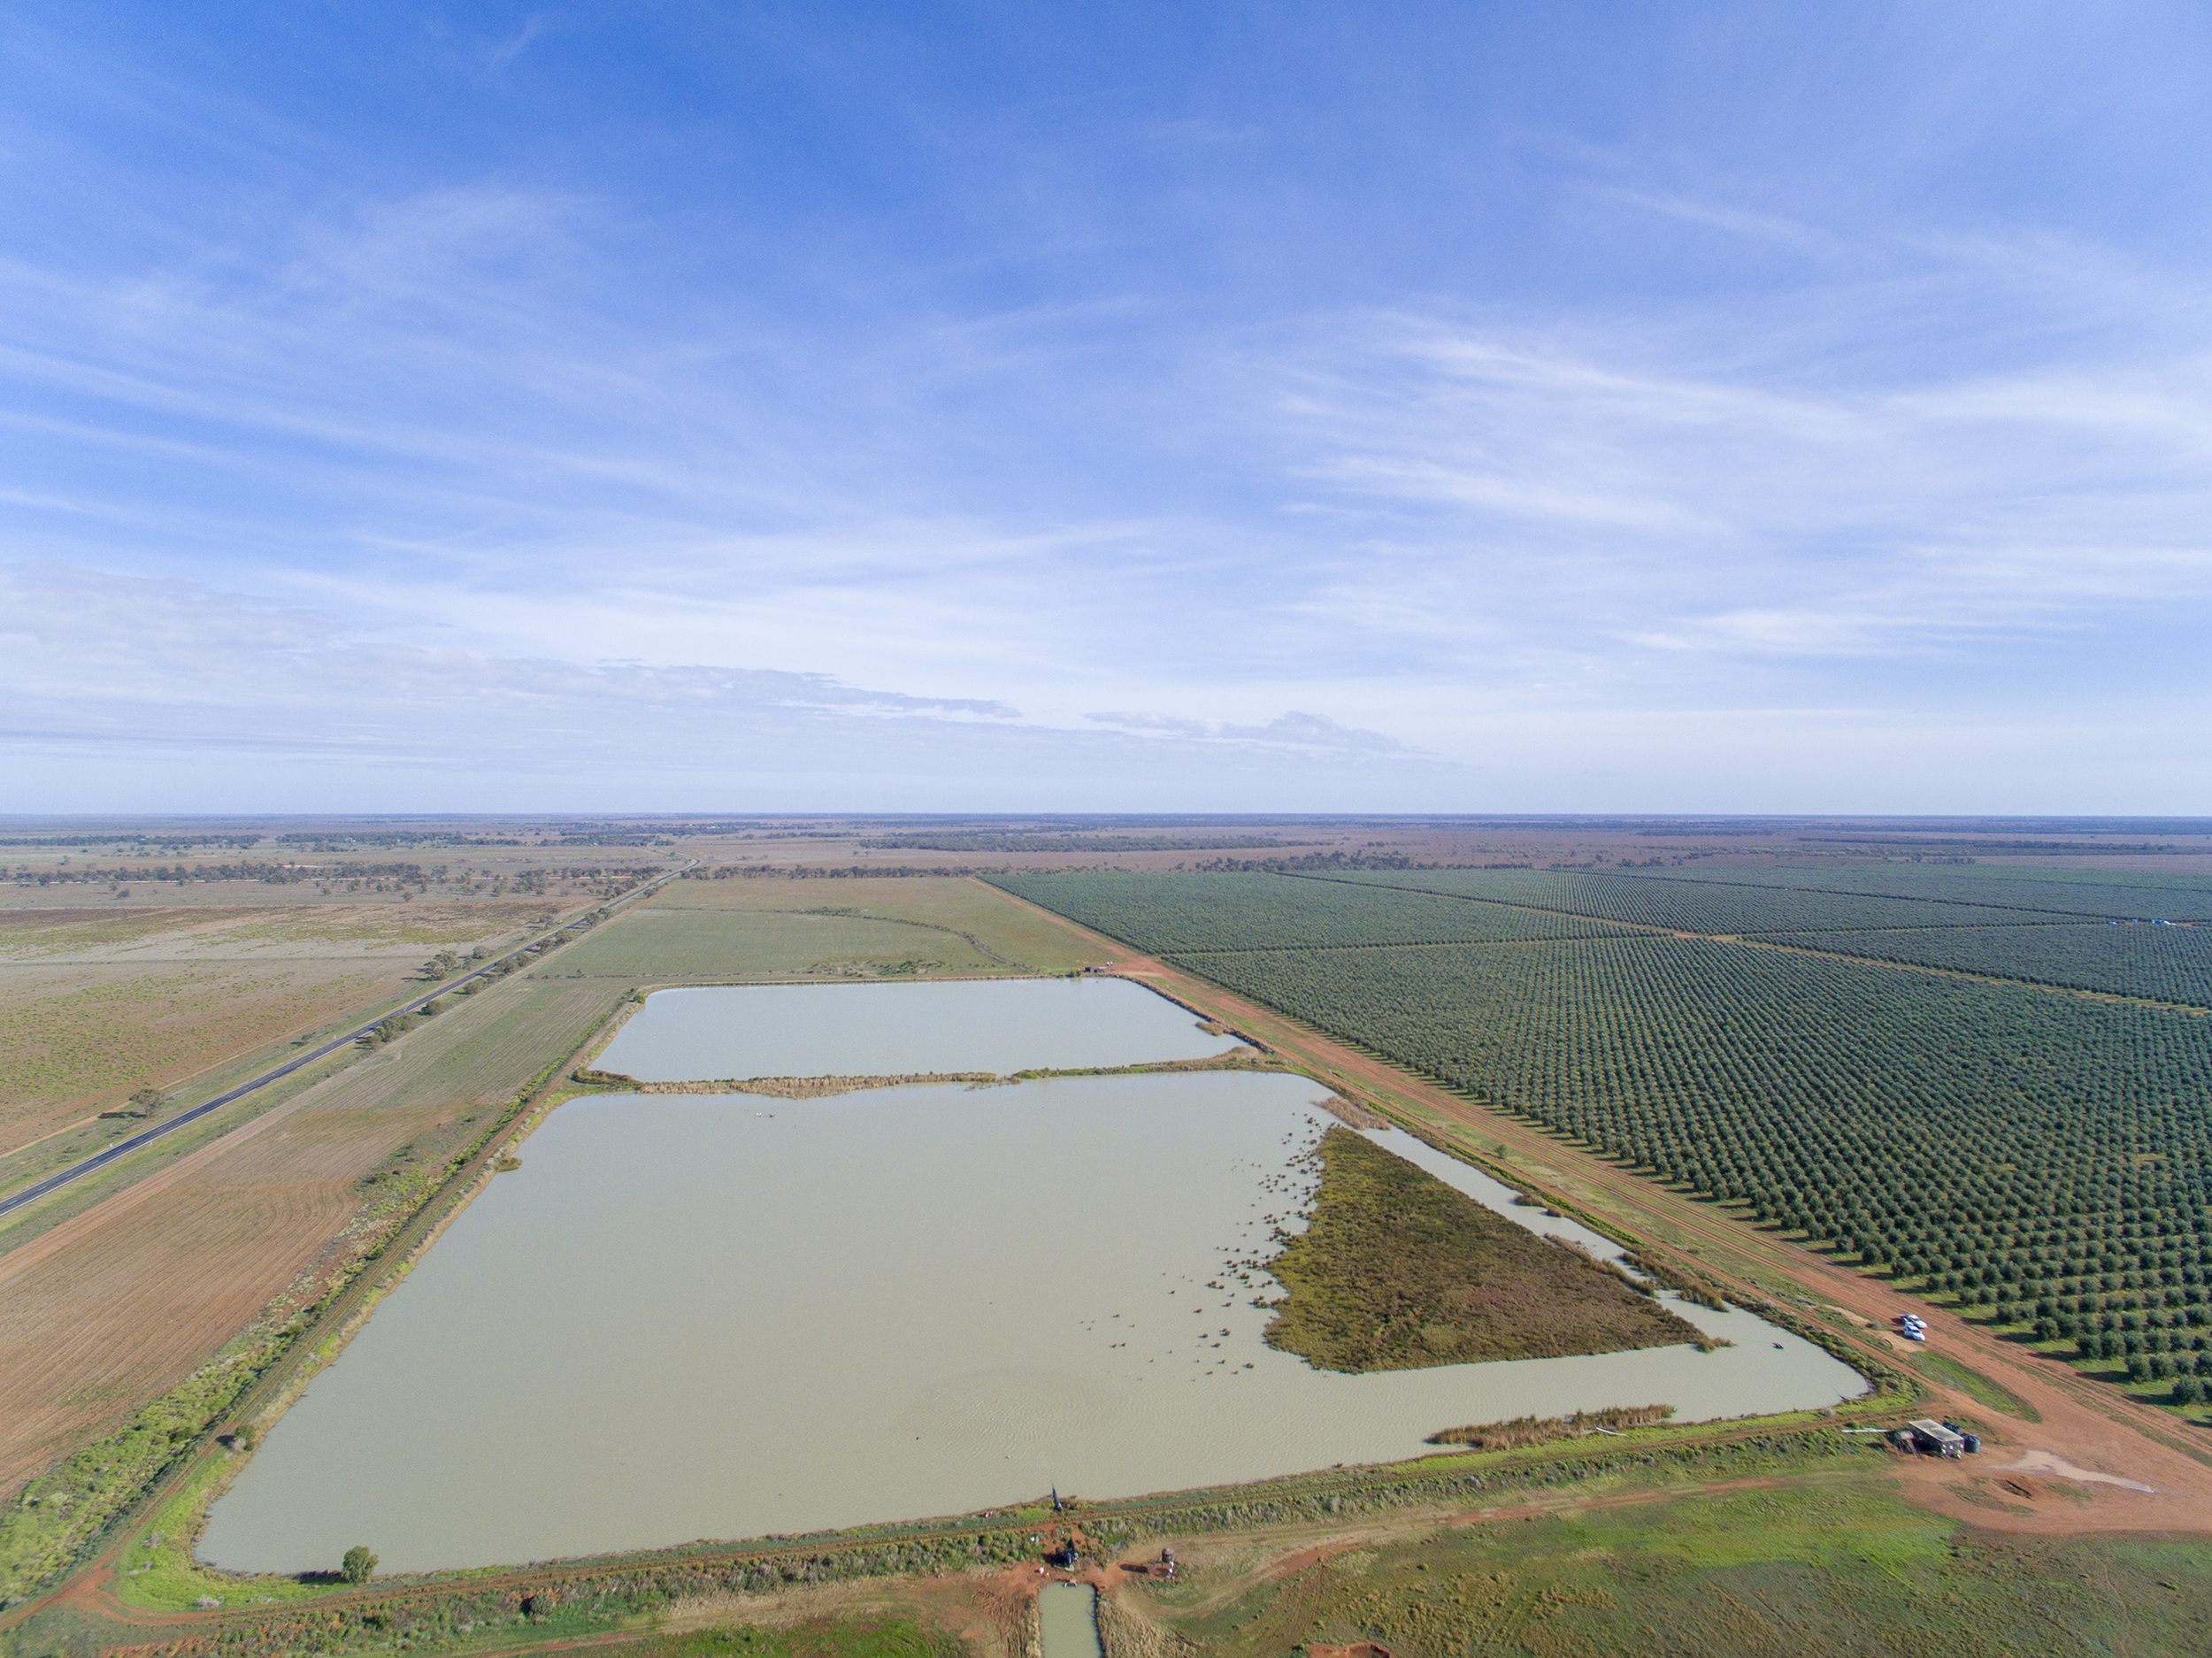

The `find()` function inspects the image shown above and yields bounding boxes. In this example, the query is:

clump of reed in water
[1618,1249,1733,1310]
[1425,1404,1674,1448]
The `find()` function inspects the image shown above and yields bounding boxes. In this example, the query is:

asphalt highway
[0,863,690,1221]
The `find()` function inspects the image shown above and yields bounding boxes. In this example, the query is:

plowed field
[0,978,619,1497]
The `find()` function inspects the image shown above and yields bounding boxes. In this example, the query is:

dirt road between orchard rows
[975,883,2212,1538]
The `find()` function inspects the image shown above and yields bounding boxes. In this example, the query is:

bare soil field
[0,976,620,1499]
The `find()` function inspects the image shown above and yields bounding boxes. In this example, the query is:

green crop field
[1619,860,2212,921]
[974,871,1631,953]
[652,874,1118,972]
[993,871,2212,1412]
[1334,866,2058,934]
[531,905,1006,981]
[1762,921,2212,1007]
[304,977,624,1123]
[541,875,1118,981]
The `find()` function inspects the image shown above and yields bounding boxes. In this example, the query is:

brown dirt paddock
[0,977,620,1498]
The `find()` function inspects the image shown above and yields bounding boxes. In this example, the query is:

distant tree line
[274,833,525,849]
[12,860,446,887]
[1192,849,1433,872]
[857,833,1300,853]
[689,864,975,880]
[0,833,259,849]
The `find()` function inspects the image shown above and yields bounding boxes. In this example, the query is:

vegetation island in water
[1262,1126,1704,1371]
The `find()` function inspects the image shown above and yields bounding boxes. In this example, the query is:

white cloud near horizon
[1085,710,1415,754]
[0,565,1441,792]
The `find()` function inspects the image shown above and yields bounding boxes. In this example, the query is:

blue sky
[3,2,2208,812]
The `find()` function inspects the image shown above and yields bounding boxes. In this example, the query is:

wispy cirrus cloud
[0,564,1447,794]
[1084,709,1417,756]
[1596,187,1854,260]
[0,563,1012,760]
[1265,269,2212,665]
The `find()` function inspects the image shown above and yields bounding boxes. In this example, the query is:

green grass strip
[1909,1349,2042,1422]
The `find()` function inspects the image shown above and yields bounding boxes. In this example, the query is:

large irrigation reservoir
[199,979,1863,1574]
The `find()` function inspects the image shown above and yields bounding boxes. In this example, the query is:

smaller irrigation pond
[197,979,1865,1575]
[590,975,1240,1079]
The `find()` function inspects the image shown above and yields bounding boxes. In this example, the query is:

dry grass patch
[649,876,1118,973]
[0,908,228,958]
[193,902,558,953]
[1263,1127,1706,1370]
[0,901,565,963]
[0,963,395,1147]
[542,906,999,980]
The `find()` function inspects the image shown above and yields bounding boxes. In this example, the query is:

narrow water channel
[1038,1584,1102,1658]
